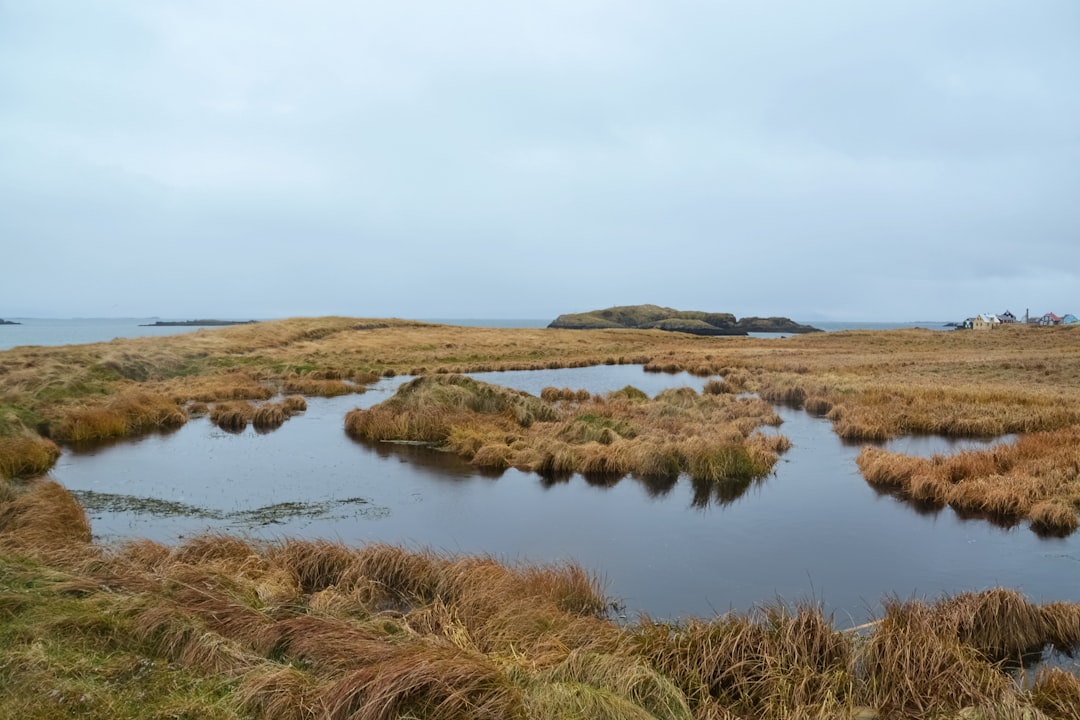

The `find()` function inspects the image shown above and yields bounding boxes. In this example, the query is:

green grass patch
[0,555,242,720]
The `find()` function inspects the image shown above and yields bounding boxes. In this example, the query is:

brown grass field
[2,317,1080,717]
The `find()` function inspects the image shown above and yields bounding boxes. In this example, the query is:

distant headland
[139,319,258,327]
[0,319,20,325]
[547,305,821,336]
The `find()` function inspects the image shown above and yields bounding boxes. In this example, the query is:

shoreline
[138,319,258,327]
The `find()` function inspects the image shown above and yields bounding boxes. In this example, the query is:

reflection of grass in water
[72,490,390,525]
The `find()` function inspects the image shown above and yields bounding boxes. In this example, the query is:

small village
[959,309,1079,329]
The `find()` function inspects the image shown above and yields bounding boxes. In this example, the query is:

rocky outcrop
[734,316,821,334]
[547,305,819,336]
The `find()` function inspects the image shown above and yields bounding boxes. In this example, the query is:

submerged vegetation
[2,316,1080,715]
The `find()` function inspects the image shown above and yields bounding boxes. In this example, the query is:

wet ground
[53,365,1080,624]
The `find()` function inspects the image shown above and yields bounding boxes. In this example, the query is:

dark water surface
[52,366,1079,624]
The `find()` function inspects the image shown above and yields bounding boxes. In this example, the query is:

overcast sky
[2,1,1077,322]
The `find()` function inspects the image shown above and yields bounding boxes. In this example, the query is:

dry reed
[857,428,1080,535]
[347,376,787,491]
[53,391,186,443]
[5,318,1080,717]
[0,435,60,479]
[209,401,255,433]
[0,479,92,554]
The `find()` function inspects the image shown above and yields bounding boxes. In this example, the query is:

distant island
[0,319,20,325]
[548,305,821,336]
[139,319,258,327]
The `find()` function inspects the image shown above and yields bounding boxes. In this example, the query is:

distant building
[999,310,1017,323]
[1062,314,1079,325]
[1039,312,1063,326]
[972,314,1000,330]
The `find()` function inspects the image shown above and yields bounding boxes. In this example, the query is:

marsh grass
[282,374,357,397]
[53,391,187,443]
[1031,667,1080,719]
[346,376,788,492]
[4,318,1080,440]
[2,523,1080,720]
[210,401,255,433]
[0,435,60,479]
[5,318,1080,715]
[857,428,1080,535]
[860,598,1012,717]
[0,479,91,555]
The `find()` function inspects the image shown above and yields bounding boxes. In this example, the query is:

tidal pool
[52,365,1080,625]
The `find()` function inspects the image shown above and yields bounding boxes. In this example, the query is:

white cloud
[1,0,1077,320]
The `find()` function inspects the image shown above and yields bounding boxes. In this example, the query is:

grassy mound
[548,305,820,335]
[346,375,788,491]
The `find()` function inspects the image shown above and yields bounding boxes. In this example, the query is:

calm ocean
[0,317,953,352]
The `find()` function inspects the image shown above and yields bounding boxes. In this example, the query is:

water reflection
[690,475,762,508]
[48,367,1080,624]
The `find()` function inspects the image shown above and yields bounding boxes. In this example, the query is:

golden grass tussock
[237,665,324,720]
[186,400,210,416]
[1041,600,1080,654]
[540,386,591,402]
[171,533,268,573]
[250,402,286,432]
[857,428,1080,534]
[803,395,833,416]
[166,370,276,403]
[0,479,92,554]
[1030,667,1080,720]
[128,599,262,677]
[936,588,1054,661]
[319,641,523,720]
[347,376,788,492]
[528,649,694,720]
[212,396,306,433]
[270,539,366,594]
[702,379,733,395]
[0,435,60,478]
[860,598,1012,717]
[53,391,187,443]
[282,374,357,397]
[630,603,854,719]
[282,394,307,413]
[345,374,558,444]
[209,401,255,432]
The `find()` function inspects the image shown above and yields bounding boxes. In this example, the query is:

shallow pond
[53,365,1080,625]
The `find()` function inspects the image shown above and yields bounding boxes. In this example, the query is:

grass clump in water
[53,391,187,444]
[346,377,787,494]
[857,427,1080,535]
[0,435,60,479]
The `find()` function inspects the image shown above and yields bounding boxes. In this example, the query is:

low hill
[547,305,820,335]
